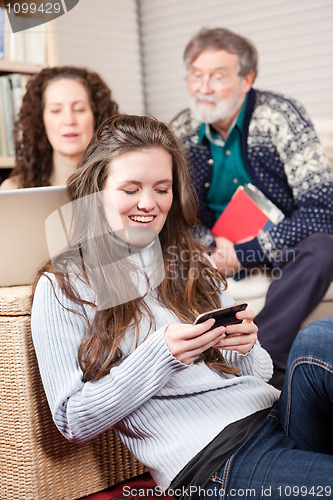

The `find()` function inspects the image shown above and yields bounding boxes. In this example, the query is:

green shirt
[198,95,251,220]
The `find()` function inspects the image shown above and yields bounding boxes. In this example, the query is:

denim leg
[204,410,333,500]
[278,318,333,453]
[204,320,333,499]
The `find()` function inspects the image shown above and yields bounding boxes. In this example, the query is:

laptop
[0,185,69,287]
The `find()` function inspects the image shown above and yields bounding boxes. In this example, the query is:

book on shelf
[0,8,4,60]
[0,7,47,65]
[9,72,23,116]
[0,74,15,156]
[0,73,28,156]
[0,78,7,155]
[24,24,46,66]
[211,183,285,243]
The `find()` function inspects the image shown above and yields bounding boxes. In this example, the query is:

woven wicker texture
[0,285,32,316]
[0,287,146,500]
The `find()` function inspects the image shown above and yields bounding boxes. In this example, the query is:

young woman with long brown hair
[31,115,333,500]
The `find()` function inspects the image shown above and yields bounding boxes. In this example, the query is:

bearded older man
[171,27,333,388]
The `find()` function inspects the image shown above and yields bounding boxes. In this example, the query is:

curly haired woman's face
[43,78,95,163]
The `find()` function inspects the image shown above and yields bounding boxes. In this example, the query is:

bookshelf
[0,60,44,73]
[0,155,14,168]
[0,13,58,172]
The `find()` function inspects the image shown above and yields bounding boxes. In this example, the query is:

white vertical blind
[55,0,145,115]
[54,0,333,121]
[138,0,333,122]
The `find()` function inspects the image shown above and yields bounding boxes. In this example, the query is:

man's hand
[211,236,241,275]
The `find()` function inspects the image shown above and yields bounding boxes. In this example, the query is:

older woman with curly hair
[0,66,118,189]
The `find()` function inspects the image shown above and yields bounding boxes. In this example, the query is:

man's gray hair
[184,27,258,80]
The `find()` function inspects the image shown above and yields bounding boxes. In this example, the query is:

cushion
[227,275,333,303]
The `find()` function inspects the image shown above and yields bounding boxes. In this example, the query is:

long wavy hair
[11,66,119,188]
[33,114,233,381]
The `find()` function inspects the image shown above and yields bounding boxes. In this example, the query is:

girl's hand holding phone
[164,320,227,365]
[213,308,258,354]
[164,306,258,364]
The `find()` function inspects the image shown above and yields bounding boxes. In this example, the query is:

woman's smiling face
[102,147,173,245]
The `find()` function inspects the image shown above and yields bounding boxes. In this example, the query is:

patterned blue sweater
[171,89,333,267]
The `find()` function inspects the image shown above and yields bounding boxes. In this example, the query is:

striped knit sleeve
[31,274,187,443]
[221,340,274,382]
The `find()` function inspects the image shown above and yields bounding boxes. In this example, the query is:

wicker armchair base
[0,286,146,500]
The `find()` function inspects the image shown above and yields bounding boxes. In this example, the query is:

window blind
[138,0,333,123]
[56,0,145,115]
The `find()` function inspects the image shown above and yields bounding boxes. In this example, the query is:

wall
[55,0,145,115]
[55,0,333,123]
[138,0,333,122]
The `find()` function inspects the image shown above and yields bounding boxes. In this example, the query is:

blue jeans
[204,318,333,500]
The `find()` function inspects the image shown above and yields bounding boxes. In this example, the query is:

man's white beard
[190,90,243,124]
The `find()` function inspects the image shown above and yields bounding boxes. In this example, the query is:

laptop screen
[0,186,69,287]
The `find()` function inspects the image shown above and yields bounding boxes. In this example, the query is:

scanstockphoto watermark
[123,484,333,498]
[122,484,259,497]
[122,484,209,498]
[44,193,293,310]
[166,245,295,281]
[2,0,80,33]
[45,193,165,311]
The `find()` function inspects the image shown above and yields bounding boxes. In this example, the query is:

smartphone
[193,302,248,332]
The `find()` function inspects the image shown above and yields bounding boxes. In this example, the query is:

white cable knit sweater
[31,250,279,488]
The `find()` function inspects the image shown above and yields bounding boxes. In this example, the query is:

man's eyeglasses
[186,72,239,91]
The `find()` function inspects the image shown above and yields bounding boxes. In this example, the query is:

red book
[211,184,284,243]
